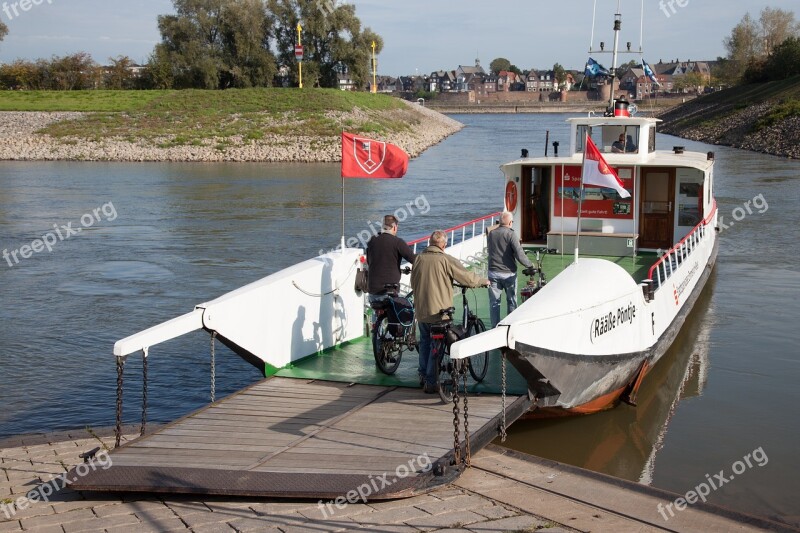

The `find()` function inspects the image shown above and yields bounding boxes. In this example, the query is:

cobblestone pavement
[0,428,572,533]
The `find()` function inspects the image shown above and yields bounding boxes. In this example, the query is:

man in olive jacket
[411,230,489,392]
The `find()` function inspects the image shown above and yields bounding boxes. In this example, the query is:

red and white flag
[341,132,409,179]
[582,136,631,198]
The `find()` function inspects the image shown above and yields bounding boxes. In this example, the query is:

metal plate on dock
[69,377,530,499]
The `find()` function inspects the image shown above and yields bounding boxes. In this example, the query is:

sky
[0,0,797,74]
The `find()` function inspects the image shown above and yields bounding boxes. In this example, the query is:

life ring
[505,181,518,212]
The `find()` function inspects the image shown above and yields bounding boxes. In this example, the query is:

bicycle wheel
[467,318,489,382]
[373,316,401,375]
[434,338,456,403]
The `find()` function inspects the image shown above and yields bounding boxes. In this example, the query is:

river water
[0,114,798,525]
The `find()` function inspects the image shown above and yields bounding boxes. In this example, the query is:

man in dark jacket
[411,230,488,392]
[366,215,415,303]
[487,211,533,327]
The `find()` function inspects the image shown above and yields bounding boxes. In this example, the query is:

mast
[607,10,622,112]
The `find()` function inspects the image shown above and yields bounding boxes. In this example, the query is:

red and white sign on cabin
[294,45,304,61]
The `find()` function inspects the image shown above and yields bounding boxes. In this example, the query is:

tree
[268,0,382,89]
[0,20,8,43]
[770,36,800,77]
[553,63,566,89]
[724,12,760,71]
[105,56,137,90]
[154,0,276,89]
[673,72,705,93]
[50,52,100,90]
[724,8,800,83]
[489,57,511,75]
[759,7,799,57]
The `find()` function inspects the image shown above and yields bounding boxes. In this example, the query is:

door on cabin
[639,168,675,249]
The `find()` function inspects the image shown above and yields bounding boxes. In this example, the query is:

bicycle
[431,285,489,403]
[430,307,458,403]
[370,269,416,375]
[521,248,557,303]
[453,284,488,382]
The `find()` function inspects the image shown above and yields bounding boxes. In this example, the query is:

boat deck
[277,248,656,393]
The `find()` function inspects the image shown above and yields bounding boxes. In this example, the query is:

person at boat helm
[486,211,534,328]
[366,215,416,308]
[612,133,637,153]
[411,230,489,393]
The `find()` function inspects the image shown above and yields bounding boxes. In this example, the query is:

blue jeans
[489,273,518,328]
[417,322,436,386]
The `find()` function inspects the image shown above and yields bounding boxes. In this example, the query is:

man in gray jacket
[487,211,533,327]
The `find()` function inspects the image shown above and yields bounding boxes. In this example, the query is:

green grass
[755,98,800,130]
[0,90,170,111]
[0,88,412,146]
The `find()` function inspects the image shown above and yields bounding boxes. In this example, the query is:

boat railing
[407,212,501,255]
[647,202,717,291]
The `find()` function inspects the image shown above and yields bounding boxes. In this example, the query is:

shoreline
[0,101,464,163]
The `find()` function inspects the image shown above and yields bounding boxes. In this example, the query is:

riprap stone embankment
[0,101,463,162]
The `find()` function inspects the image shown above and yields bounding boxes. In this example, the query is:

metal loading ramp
[69,377,531,499]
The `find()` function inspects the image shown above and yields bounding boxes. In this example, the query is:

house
[620,67,645,94]
[634,73,673,99]
[334,63,356,90]
[456,59,485,92]
[526,70,540,92]
[367,76,397,93]
[497,71,521,92]
[428,70,455,92]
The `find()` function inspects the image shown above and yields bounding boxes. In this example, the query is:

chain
[140,348,148,436]
[115,357,124,448]
[500,351,507,443]
[211,331,217,403]
[451,359,461,466]
[461,363,471,467]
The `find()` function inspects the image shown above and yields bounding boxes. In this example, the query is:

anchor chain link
[451,359,461,466]
[140,348,148,436]
[461,362,470,467]
[500,351,507,443]
[211,331,217,403]
[115,357,125,448]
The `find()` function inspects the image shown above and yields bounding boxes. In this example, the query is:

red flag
[341,132,409,178]
[582,136,631,198]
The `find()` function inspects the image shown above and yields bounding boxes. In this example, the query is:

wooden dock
[69,377,531,499]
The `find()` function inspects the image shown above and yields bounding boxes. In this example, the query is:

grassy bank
[0,88,410,146]
[657,76,800,133]
[657,76,800,158]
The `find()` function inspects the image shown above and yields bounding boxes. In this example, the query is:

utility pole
[296,23,303,89]
[371,41,377,94]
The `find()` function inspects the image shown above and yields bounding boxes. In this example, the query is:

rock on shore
[657,99,800,159]
[0,101,464,162]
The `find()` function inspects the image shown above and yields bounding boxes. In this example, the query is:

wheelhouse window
[576,125,641,154]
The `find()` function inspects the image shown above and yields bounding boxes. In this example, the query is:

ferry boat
[449,6,719,415]
[450,108,719,415]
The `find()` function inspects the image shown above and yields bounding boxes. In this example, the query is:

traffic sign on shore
[294,45,304,61]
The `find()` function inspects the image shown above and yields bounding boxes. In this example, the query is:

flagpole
[560,163,565,266]
[341,174,346,253]
[575,134,588,263]
[341,130,346,253]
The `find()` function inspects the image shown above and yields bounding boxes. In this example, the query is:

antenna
[590,0,597,52]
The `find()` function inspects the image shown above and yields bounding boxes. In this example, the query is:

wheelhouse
[502,115,715,255]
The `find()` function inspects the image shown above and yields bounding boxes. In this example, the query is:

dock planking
[69,376,530,499]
